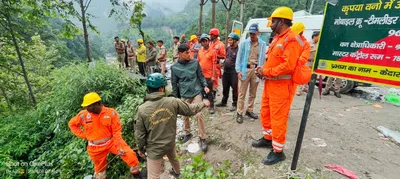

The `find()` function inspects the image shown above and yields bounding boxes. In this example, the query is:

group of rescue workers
[69,6,342,179]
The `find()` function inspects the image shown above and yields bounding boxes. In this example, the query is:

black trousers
[138,62,145,76]
[205,78,215,108]
[221,72,238,106]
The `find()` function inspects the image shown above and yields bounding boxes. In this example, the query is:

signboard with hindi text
[314,0,400,87]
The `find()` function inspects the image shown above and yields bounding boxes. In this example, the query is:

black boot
[209,107,215,114]
[262,150,286,165]
[182,133,193,143]
[216,102,227,107]
[322,90,330,95]
[236,113,243,124]
[168,168,180,179]
[199,139,208,152]
[246,111,259,120]
[334,92,341,98]
[252,137,272,148]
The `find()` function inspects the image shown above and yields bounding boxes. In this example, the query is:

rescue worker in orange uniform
[291,22,311,96]
[69,92,141,179]
[209,28,226,98]
[253,7,304,165]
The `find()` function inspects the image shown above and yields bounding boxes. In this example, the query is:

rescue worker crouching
[135,73,210,179]
[254,6,304,165]
[68,92,141,179]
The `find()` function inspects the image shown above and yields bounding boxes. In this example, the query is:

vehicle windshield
[245,32,272,46]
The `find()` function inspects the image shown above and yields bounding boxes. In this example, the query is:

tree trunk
[198,0,204,34]
[239,0,244,22]
[212,1,216,28]
[80,0,92,62]
[225,10,230,45]
[0,85,13,112]
[138,22,145,42]
[5,14,37,107]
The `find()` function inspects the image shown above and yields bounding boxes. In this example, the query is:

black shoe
[132,172,140,179]
[182,133,193,143]
[246,111,258,120]
[334,92,341,98]
[230,106,237,112]
[199,139,208,152]
[322,90,330,95]
[209,107,215,114]
[252,137,272,148]
[262,150,286,165]
[216,102,227,107]
[168,168,180,178]
[132,171,147,179]
[236,113,243,124]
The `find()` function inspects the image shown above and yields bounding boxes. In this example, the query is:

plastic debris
[312,138,327,147]
[372,104,383,108]
[345,109,351,112]
[385,93,400,106]
[325,165,357,179]
[187,143,200,153]
[376,126,400,144]
[365,100,371,104]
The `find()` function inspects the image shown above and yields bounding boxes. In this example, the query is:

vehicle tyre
[336,79,354,94]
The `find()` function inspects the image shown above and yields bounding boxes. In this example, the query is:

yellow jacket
[136,44,146,62]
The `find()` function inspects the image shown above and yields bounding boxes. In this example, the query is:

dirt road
[165,80,400,179]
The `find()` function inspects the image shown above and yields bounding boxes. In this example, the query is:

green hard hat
[146,73,167,88]
[228,33,239,41]
[200,34,210,41]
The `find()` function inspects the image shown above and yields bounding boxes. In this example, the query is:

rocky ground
[160,79,400,179]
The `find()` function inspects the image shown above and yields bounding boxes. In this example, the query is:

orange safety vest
[299,35,311,65]
[68,107,123,147]
[263,28,304,77]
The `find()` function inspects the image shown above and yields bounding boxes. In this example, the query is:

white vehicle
[239,14,324,47]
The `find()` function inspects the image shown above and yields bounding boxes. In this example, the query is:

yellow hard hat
[291,22,306,34]
[121,39,126,42]
[137,39,143,43]
[81,92,101,107]
[268,6,294,21]
[190,35,197,41]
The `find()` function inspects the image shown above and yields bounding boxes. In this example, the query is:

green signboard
[314,0,400,87]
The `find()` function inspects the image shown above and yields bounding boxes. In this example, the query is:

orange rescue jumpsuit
[292,35,311,99]
[69,107,139,176]
[210,39,226,91]
[261,28,304,152]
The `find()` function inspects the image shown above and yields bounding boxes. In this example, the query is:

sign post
[291,0,400,170]
[231,20,243,37]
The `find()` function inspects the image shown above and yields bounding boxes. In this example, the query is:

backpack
[292,60,312,84]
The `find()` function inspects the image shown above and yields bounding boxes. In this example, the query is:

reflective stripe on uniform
[273,140,284,147]
[111,111,115,117]
[88,137,112,146]
[80,114,85,123]
[295,36,304,47]
[262,128,272,135]
[265,75,292,80]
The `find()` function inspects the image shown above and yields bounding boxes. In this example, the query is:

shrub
[0,61,146,178]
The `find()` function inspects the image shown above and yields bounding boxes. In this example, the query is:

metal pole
[291,73,317,170]
[309,0,316,14]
